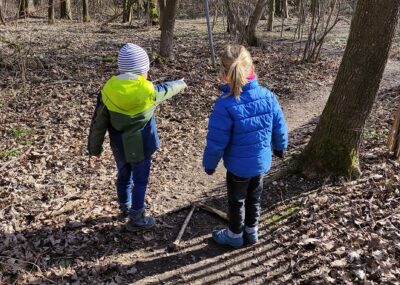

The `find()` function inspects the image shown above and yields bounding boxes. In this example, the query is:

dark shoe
[244,231,258,245]
[212,228,243,248]
[126,208,155,232]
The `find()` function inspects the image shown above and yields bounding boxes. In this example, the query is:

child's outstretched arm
[88,94,110,157]
[271,95,288,154]
[154,79,187,105]
[203,101,233,173]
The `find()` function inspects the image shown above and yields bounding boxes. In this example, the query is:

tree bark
[298,0,400,178]
[267,0,275,31]
[48,0,54,24]
[159,0,179,58]
[388,106,400,160]
[158,0,165,29]
[0,0,5,25]
[283,0,288,18]
[122,0,133,23]
[246,0,268,46]
[60,0,72,20]
[83,0,90,22]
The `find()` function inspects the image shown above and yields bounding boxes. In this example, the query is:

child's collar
[117,73,140,80]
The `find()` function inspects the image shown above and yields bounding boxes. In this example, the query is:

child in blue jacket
[203,45,288,248]
[88,44,186,231]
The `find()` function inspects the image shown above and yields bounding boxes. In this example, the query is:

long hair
[220,45,253,98]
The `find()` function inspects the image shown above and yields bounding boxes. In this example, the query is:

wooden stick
[199,203,228,221]
[171,204,196,249]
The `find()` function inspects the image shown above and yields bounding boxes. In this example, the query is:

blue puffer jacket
[203,79,288,178]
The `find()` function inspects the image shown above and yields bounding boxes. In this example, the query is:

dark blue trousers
[226,172,263,234]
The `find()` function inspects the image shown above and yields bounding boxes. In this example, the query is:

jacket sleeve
[88,94,110,156]
[154,80,187,105]
[203,100,233,170]
[271,95,288,151]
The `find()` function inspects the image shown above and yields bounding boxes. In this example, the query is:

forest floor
[0,17,400,285]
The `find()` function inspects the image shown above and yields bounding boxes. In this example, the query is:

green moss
[8,127,33,145]
[267,205,300,225]
[102,55,117,63]
[0,148,19,160]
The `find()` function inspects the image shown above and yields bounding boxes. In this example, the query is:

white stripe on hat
[118,43,150,74]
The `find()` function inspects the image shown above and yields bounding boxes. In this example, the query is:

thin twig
[171,204,196,249]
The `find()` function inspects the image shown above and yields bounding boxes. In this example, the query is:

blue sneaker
[212,229,243,248]
[244,231,258,245]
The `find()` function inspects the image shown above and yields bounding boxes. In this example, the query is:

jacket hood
[102,75,155,116]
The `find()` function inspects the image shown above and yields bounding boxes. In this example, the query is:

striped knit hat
[118,43,150,74]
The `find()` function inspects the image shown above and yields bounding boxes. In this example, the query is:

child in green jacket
[88,43,186,231]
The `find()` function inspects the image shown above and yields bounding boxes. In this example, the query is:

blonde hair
[221,45,253,98]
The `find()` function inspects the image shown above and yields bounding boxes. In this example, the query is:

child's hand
[205,168,215,175]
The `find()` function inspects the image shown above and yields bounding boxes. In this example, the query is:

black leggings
[226,172,263,234]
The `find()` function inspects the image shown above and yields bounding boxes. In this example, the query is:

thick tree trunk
[246,0,268,46]
[60,0,72,20]
[298,0,400,178]
[159,0,179,58]
[158,0,165,29]
[267,0,275,31]
[48,0,54,24]
[83,0,90,22]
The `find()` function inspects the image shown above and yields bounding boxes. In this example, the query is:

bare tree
[267,0,275,31]
[297,0,400,178]
[83,0,90,22]
[60,0,72,20]
[19,0,30,18]
[48,0,54,24]
[122,0,132,23]
[0,0,6,25]
[159,0,179,58]
[224,0,268,46]
[388,106,400,160]
[302,0,342,62]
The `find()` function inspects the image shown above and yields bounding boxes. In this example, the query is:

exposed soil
[0,17,399,284]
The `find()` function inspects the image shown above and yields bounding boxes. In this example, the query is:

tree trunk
[146,0,158,25]
[388,106,400,160]
[19,0,29,18]
[298,0,400,178]
[283,0,288,18]
[0,0,5,25]
[123,0,133,23]
[48,0,54,24]
[60,0,72,20]
[267,0,275,31]
[159,0,179,58]
[83,0,90,22]
[246,0,268,46]
[158,0,165,29]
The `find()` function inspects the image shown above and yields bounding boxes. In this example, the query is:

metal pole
[204,0,216,68]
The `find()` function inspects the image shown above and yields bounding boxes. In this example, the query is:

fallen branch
[170,204,196,250]
[101,12,123,26]
[199,203,228,221]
